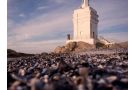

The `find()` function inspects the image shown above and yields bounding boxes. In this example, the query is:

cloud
[90,0,128,31]
[99,17,128,31]
[19,13,25,17]
[37,6,48,10]
[8,39,65,53]
[99,32,128,43]
[53,0,68,4]
[8,12,71,42]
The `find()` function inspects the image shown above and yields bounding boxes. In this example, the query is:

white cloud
[99,17,128,31]
[37,6,48,10]
[53,0,67,4]
[19,13,25,17]
[8,13,71,42]
[99,32,128,43]
[91,0,128,31]
[8,39,65,53]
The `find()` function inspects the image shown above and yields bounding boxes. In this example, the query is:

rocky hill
[7,49,34,58]
[118,41,128,48]
[106,41,128,49]
[54,41,128,53]
[54,42,95,53]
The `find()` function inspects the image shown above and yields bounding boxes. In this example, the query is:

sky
[7,0,128,53]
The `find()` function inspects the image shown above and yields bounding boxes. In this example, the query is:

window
[90,23,92,38]
[93,32,95,38]
[80,31,83,36]
[80,31,83,39]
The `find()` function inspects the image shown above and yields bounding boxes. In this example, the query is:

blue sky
[7,0,128,53]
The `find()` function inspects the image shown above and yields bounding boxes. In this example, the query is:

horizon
[7,41,128,54]
[7,0,128,53]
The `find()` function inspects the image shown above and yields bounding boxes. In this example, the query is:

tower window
[93,32,95,38]
[90,23,92,38]
[80,31,83,36]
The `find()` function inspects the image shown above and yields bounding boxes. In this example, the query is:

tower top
[81,0,89,8]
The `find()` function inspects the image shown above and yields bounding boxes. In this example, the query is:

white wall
[71,6,99,44]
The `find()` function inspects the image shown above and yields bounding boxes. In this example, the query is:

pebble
[106,76,117,83]
[98,78,106,84]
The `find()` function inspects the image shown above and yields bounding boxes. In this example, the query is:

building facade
[67,0,99,45]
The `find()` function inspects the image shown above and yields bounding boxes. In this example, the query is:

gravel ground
[7,49,128,90]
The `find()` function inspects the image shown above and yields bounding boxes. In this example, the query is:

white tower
[67,0,99,45]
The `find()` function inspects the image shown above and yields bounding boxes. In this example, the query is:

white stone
[67,0,99,45]
[106,76,117,83]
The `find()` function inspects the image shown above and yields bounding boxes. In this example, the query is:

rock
[106,76,117,83]
[54,41,95,53]
[52,74,60,81]
[120,78,128,83]
[54,46,63,53]
[43,75,49,83]
[98,78,106,84]
[98,64,104,69]
[79,67,89,76]
[75,41,94,51]
[65,42,77,51]
[112,79,128,89]
[18,69,26,77]
[58,60,72,73]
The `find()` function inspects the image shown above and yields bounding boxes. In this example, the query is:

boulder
[54,41,95,53]
[54,46,63,53]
